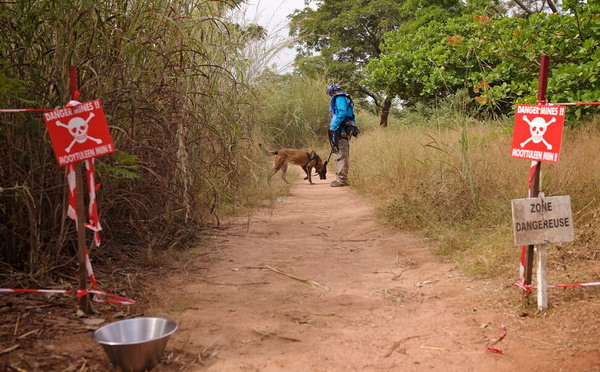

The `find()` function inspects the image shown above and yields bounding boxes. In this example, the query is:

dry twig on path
[201,335,221,359]
[420,345,448,351]
[383,335,424,357]
[328,227,388,249]
[252,329,301,342]
[248,265,330,290]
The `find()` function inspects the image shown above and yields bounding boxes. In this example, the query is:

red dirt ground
[2,171,600,371]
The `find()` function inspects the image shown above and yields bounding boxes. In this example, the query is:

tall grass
[0,0,273,279]
[351,108,600,285]
[255,75,331,149]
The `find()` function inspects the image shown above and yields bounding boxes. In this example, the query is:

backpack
[331,93,360,138]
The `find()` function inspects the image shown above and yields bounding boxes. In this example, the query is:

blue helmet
[327,84,341,95]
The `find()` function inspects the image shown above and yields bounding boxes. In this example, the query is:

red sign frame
[510,104,566,163]
[43,99,115,167]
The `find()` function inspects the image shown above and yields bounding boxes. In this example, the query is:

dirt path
[148,173,600,372]
[2,174,600,372]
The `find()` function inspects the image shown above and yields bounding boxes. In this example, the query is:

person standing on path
[327,84,356,187]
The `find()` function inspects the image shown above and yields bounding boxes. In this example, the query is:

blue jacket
[329,93,355,132]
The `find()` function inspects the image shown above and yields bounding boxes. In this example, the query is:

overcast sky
[241,0,309,72]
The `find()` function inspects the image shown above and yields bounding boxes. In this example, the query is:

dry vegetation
[2,1,600,370]
[351,110,600,293]
[0,0,277,282]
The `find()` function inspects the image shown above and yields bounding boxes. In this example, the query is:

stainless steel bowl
[92,317,178,372]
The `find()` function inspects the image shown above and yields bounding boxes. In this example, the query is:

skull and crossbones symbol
[520,115,556,150]
[56,113,102,153]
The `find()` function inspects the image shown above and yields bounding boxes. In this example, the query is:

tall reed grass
[0,0,274,279]
[255,76,331,149]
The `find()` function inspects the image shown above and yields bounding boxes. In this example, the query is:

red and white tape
[0,243,134,305]
[553,102,600,106]
[0,288,134,306]
[1,243,134,305]
[516,161,600,290]
[1,103,131,305]
[0,108,54,113]
[67,163,78,227]
[0,246,134,305]
[66,159,102,246]
[515,281,600,291]
[485,325,506,354]
[85,159,102,247]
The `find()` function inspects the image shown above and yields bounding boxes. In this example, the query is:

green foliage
[365,3,600,122]
[0,62,25,103]
[289,0,402,85]
[290,0,463,120]
[97,152,141,180]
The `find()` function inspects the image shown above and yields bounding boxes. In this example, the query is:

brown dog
[260,143,327,184]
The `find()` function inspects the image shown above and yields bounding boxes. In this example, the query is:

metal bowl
[92,317,178,372]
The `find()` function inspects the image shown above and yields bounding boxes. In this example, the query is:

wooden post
[70,66,89,314]
[523,55,549,286]
[523,164,540,285]
[75,162,89,313]
[538,56,549,105]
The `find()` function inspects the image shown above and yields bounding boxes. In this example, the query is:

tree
[289,0,395,126]
[507,0,559,15]
[366,1,600,122]
[290,0,462,126]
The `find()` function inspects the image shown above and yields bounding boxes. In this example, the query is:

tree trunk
[546,0,558,13]
[513,0,533,15]
[379,97,392,127]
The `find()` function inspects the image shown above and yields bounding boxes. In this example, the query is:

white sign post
[537,245,548,310]
[511,193,574,310]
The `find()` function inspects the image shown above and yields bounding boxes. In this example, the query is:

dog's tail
[259,143,278,156]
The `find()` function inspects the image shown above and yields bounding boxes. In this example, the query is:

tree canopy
[365,1,600,121]
[288,0,600,123]
[289,0,464,126]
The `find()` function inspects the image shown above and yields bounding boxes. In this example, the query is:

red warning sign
[43,100,115,167]
[510,104,566,163]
